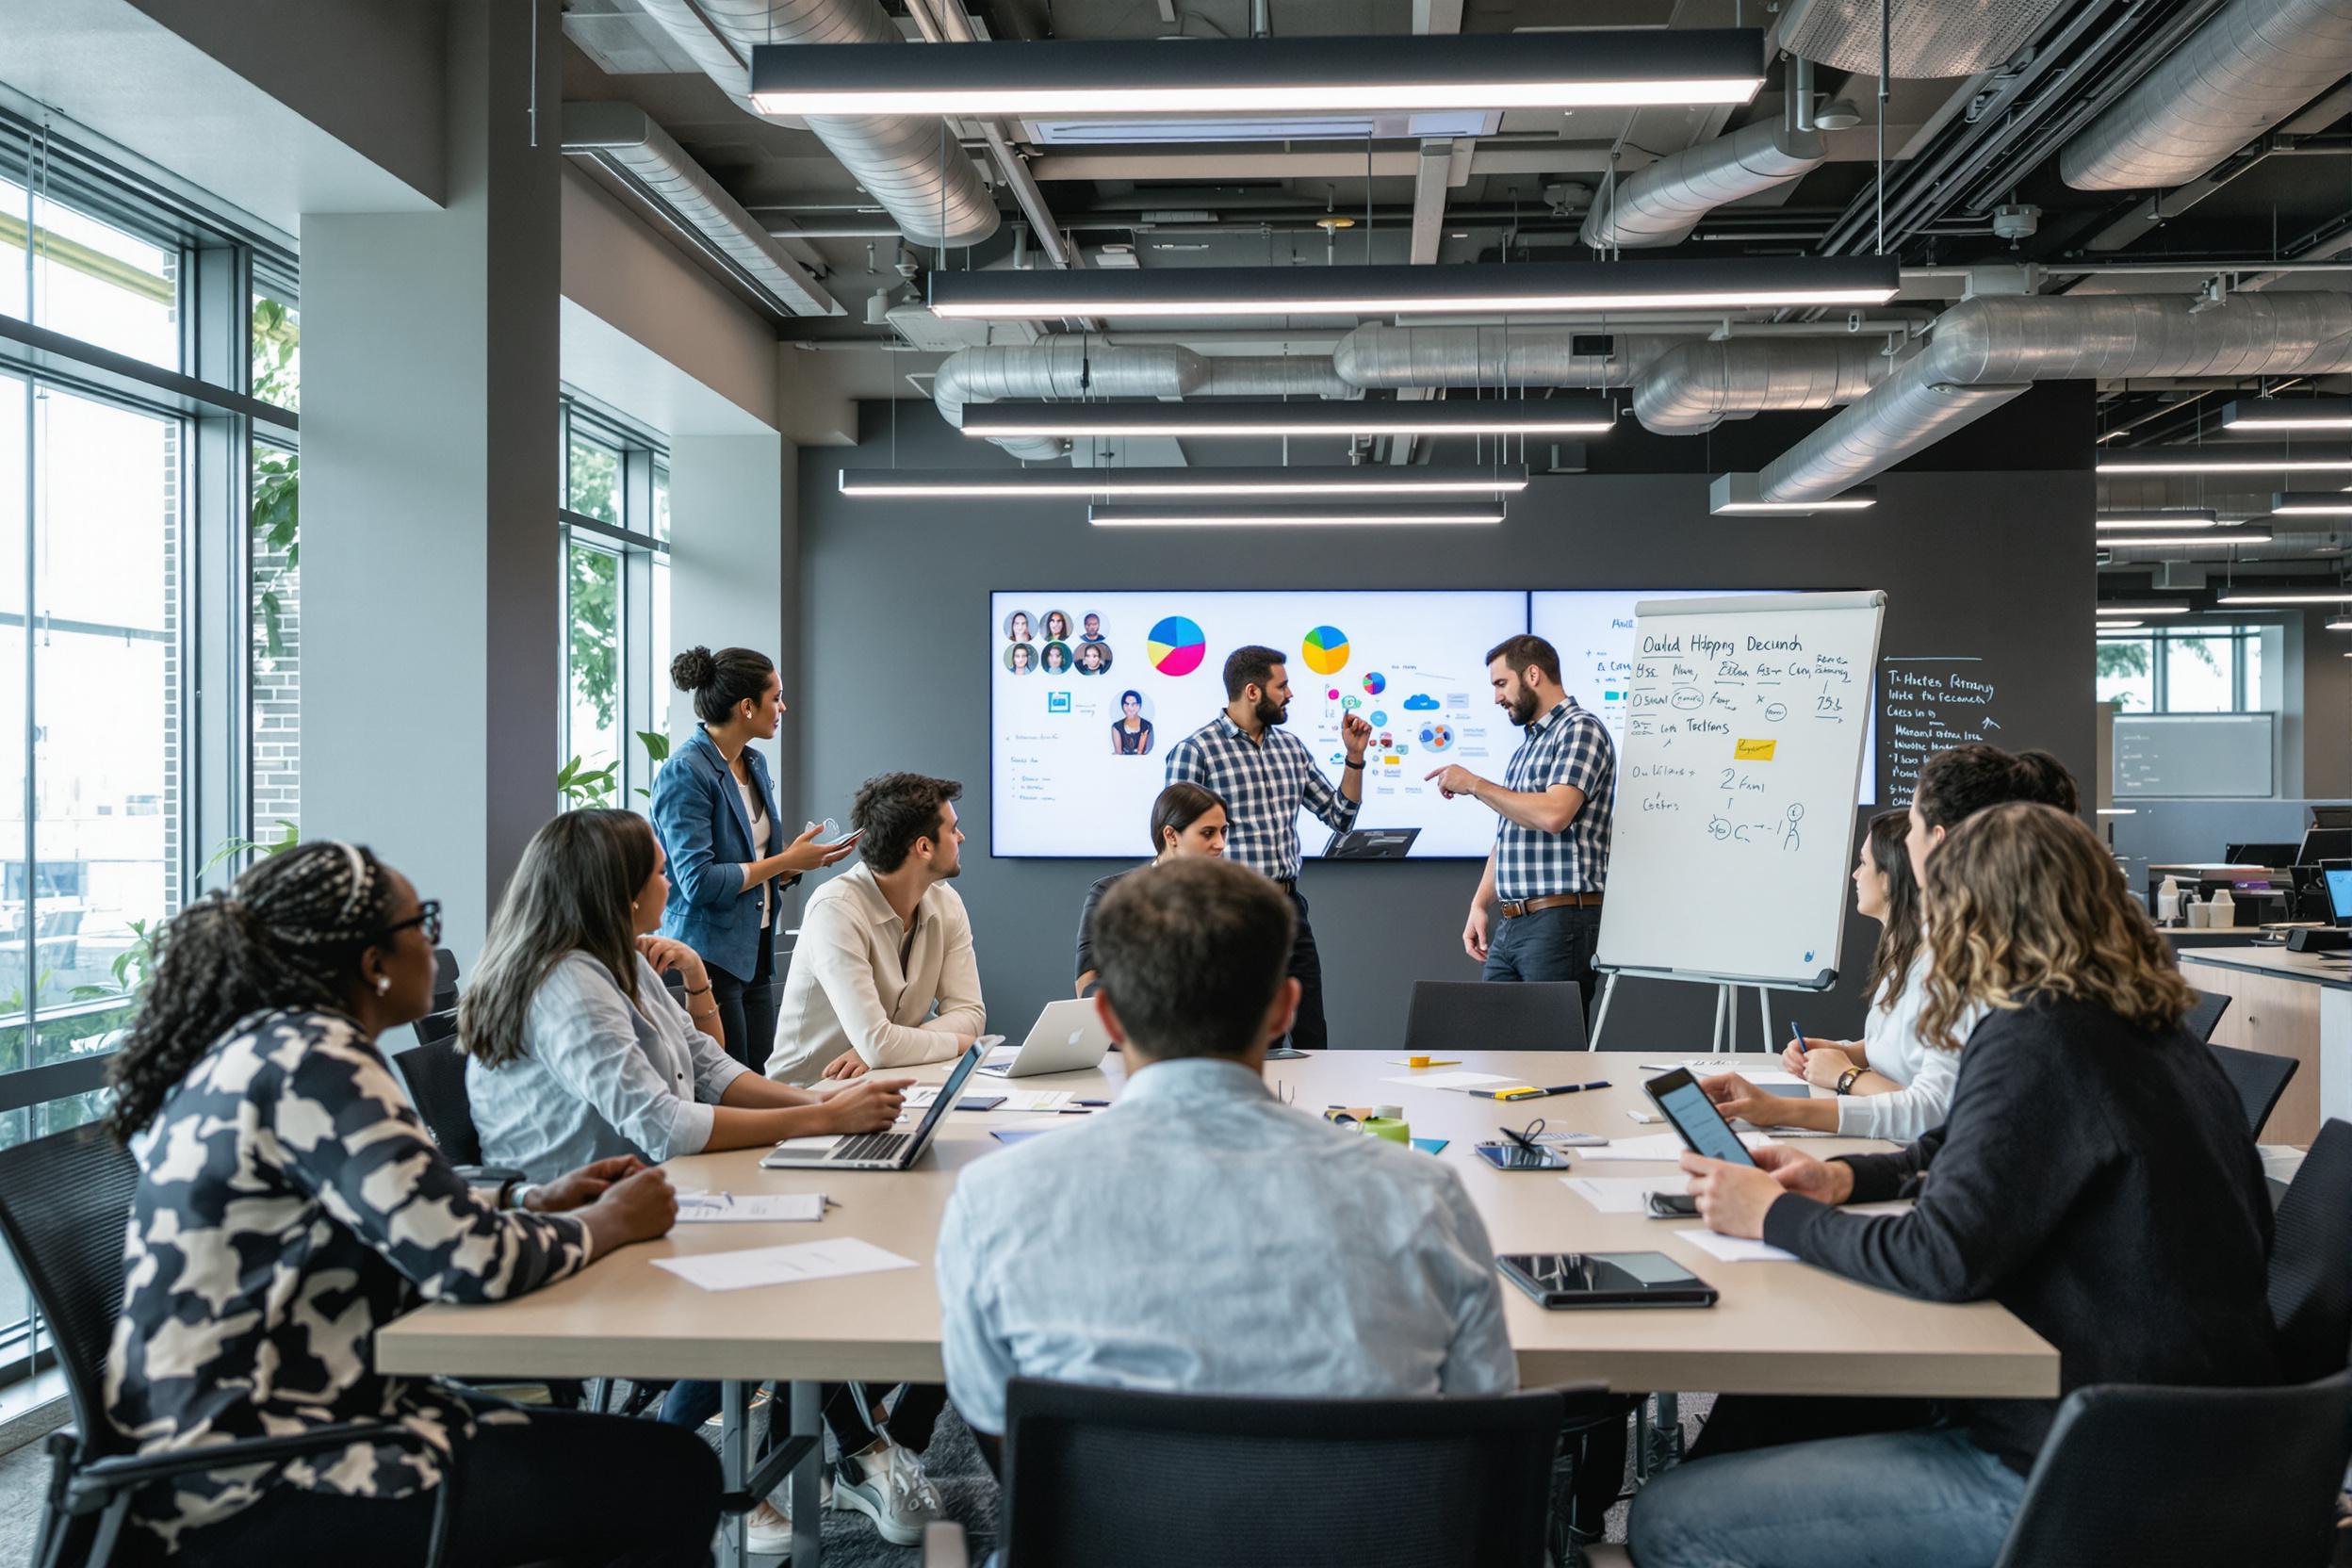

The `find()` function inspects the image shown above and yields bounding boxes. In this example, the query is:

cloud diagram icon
[1401,694,1441,711]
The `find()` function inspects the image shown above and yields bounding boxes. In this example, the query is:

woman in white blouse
[1705,810,1967,1141]
[462,808,908,1180]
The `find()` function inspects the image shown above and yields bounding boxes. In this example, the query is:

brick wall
[252,534,300,840]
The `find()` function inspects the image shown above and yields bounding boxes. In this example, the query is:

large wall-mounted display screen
[991,589,1874,859]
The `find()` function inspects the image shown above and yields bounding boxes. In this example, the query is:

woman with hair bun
[103,841,714,1565]
[653,645,855,1071]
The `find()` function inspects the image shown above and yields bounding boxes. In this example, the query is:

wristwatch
[1344,758,1366,770]
[1835,1067,1865,1096]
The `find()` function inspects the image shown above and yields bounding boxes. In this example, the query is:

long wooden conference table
[377,1049,2057,1565]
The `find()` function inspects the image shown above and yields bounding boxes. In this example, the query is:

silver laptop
[977,998,1114,1078]
[760,1041,986,1170]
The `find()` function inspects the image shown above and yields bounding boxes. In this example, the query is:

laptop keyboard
[831,1131,909,1164]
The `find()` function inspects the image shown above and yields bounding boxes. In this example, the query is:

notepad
[1563,1175,1679,1214]
[675,1192,824,1224]
[1004,1089,1078,1112]
[1675,1229,1796,1264]
[1576,1131,1777,1163]
[650,1236,919,1293]
[904,1086,1007,1111]
[1377,1070,1512,1091]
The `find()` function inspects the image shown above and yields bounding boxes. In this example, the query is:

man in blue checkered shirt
[1165,645,1372,1050]
[1426,633,1615,1016]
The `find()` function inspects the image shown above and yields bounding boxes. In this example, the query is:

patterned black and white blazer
[104,1008,592,1552]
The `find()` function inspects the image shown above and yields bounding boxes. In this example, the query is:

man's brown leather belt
[1496,892,1603,918]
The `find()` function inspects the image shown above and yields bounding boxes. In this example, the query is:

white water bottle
[2158,875,2182,925]
[2211,886,2236,929]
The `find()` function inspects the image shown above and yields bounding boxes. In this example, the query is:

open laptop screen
[902,1041,987,1154]
[2325,860,2352,929]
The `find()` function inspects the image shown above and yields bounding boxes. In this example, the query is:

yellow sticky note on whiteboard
[1734,738,1777,761]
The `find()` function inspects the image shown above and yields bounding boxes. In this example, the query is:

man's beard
[1505,689,1541,727]
[1255,694,1289,727]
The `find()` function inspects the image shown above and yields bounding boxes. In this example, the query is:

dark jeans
[1481,904,1601,1016]
[707,926,776,1074]
[149,1404,720,1567]
[660,1378,946,1462]
[1684,1394,1937,1462]
[1278,883,1328,1051]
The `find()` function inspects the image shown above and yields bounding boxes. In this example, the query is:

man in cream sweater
[765,772,987,1085]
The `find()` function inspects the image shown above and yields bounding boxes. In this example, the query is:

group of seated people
[93,736,2281,1567]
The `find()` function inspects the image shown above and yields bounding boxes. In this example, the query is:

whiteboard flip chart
[1594,591,1886,990]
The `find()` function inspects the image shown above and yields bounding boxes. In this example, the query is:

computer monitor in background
[2226,842,2300,868]
[2299,828,2352,868]
[2325,860,2352,929]
[2311,807,2352,831]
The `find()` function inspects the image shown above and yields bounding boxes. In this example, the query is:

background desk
[378,1051,2057,1563]
[2177,947,2352,1145]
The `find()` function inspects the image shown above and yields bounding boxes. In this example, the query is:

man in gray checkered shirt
[1426,633,1615,1017]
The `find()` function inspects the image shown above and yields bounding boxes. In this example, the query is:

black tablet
[1645,1067,1759,1168]
[1496,1252,1718,1310]
[1474,1140,1571,1171]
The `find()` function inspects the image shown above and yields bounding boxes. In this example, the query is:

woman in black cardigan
[1632,801,2278,1568]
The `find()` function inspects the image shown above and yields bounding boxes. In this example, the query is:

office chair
[393,1029,482,1165]
[432,947,460,1013]
[1405,980,1589,1054]
[2209,1043,2297,1140]
[0,1124,459,1568]
[922,1380,1596,1568]
[2270,1119,2352,1385]
[2184,988,2231,1043]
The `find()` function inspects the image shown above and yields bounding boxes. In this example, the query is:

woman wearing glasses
[463,808,908,1178]
[654,645,857,1072]
[103,841,715,1566]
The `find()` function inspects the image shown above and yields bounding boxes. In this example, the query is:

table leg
[791,1380,823,1567]
[720,1380,749,1568]
[1651,1391,1685,1470]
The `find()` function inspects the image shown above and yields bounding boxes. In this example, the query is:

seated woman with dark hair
[462,807,906,1179]
[103,841,714,1567]
[1632,802,2278,1568]
[1074,782,1228,997]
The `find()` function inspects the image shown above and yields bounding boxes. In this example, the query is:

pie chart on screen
[1300,625,1350,676]
[1147,615,1207,677]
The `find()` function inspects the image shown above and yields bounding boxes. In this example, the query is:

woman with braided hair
[104,841,721,1566]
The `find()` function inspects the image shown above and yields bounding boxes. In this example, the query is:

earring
[374,974,391,996]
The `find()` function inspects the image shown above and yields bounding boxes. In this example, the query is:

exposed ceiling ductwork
[629,0,1001,249]
[1581,122,1825,251]
[1776,0,2068,76]
[1331,325,1677,391]
[563,102,841,317]
[1758,293,2352,501]
[1631,337,1890,433]
[933,341,1354,459]
[2058,0,2352,190]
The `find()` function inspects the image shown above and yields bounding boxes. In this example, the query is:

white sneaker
[743,1500,794,1558]
[830,1444,942,1546]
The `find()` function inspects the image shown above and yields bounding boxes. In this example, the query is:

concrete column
[301,0,562,962]
[667,433,797,829]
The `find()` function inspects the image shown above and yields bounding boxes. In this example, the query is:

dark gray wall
[796,407,2096,1053]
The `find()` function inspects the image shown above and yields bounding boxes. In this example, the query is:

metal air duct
[1777,0,2067,76]
[1331,326,1677,389]
[1580,122,1826,251]
[2059,0,2352,190]
[631,0,1000,249]
[1631,337,1888,433]
[933,342,1354,459]
[1757,292,2352,501]
[564,103,840,317]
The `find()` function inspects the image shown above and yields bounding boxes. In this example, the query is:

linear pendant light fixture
[2213,589,2349,604]
[2222,399,2352,433]
[962,400,1616,440]
[748,32,1765,118]
[2098,527,2273,547]
[2096,603,2191,615]
[926,256,1901,322]
[2099,450,2352,475]
[2095,510,2218,531]
[837,465,1529,498]
[2269,492,2352,515]
[1089,503,1504,527]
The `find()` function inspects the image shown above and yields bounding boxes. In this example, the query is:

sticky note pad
[1734,738,1777,761]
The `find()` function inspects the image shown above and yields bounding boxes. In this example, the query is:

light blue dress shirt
[936,1055,1517,1435]
[466,951,750,1182]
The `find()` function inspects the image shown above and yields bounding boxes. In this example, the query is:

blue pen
[1789,1021,1808,1058]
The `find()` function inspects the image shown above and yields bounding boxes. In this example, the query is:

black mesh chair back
[998,1379,1578,1567]
[1404,981,1588,1054]
[431,948,460,1013]
[2209,1043,2298,1140]
[1991,1368,2352,1567]
[2184,988,2231,1043]
[393,1032,482,1166]
[2270,1119,2352,1384]
[0,1123,141,1465]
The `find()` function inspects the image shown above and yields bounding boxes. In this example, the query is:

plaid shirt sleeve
[1298,750,1362,833]
[1553,713,1611,801]
[1163,730,1208,789]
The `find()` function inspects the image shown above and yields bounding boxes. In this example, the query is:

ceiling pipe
[1331,325,1679,389]
[629,0,999,250]
[1631,338,1890,433]
[932,341,1356,459]
[1757,292,2352,502]
[2059,0,2352,190]
[1579,122,1827,251]
[900,0,1074,269]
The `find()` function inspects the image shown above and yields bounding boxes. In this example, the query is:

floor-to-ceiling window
[0,106,295,1391]
[560,398,668,808]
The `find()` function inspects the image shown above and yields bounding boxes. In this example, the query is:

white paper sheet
[675,1192,824,1224]
[905,1086,1006,1109]
[1575,1131,1776,1163]
[649,1236,920,1293]
[1675,1230,1797,1264]
[1561,1175,1681,1214]
[1004,1089,1077,1112]
[1376,1070,1513,1090]
[772,1135,841,1152]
